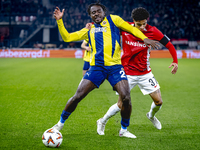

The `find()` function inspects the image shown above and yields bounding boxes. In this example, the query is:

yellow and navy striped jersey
[87,15,121,66]
[57,15,147,66]
[83,40,91,62]
[83,50,90,62]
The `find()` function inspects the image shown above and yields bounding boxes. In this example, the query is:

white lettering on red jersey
[121,22,165,75]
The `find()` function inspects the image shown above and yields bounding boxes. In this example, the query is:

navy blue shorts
[83,65,127,88]
[83,61,90,70]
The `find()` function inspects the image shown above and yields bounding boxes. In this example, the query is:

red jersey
[121,22,177,75]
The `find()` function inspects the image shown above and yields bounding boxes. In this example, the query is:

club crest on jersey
[102,21,107,25]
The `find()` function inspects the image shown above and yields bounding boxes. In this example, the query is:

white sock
[149,102,162,118]
[120,127,127,132]
[58,121,64,126]
[101,103,121,124]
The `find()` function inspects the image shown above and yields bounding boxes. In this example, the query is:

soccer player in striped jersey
[52,2,159,138]
[81,40,91,76]
[97,7,178,135]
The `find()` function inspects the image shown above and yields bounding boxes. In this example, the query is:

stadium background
[0,0,200,59]
[1,1,200,149]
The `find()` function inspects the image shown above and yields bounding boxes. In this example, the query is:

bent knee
[154,99,163,106]
[121,95,131,106]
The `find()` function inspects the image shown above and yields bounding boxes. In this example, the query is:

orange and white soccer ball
[42,128,63,148]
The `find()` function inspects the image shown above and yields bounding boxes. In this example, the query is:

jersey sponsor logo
[125,40,146,47]
[91,27,107,33]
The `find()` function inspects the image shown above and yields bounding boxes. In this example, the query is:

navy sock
[60,110,71,123]
[121,118,130,129]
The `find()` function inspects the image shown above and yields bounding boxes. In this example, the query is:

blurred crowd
[0,0,200,48]
[52,0,200,41]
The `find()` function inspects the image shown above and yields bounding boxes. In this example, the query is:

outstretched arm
[114,15,160,49]
[122,23,160,49]
[54,7,64,20]
[143,38,160,49]
[54,7,90,42]
[157,33,178,74]
[165,42,178,74]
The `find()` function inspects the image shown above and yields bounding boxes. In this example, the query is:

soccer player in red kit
[97,7,178,136]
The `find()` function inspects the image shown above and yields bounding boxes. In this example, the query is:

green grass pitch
[0,58,199,150]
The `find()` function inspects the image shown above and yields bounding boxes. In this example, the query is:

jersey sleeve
[152,27,165,41]
[57,19,89,42]
[165,42,178,64]
[84,39,89,43]
[111,15,147,40]
[153,27,178,64]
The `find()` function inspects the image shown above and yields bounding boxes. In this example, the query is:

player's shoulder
[109,14,119,17]
[146,24,158,32]
[147,24,164,36]
[109,14,122,20]
[146,24,153,30]
[145,24,164,39]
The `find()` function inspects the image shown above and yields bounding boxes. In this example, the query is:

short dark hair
[131,7,150,21]
[87,1,107,15]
